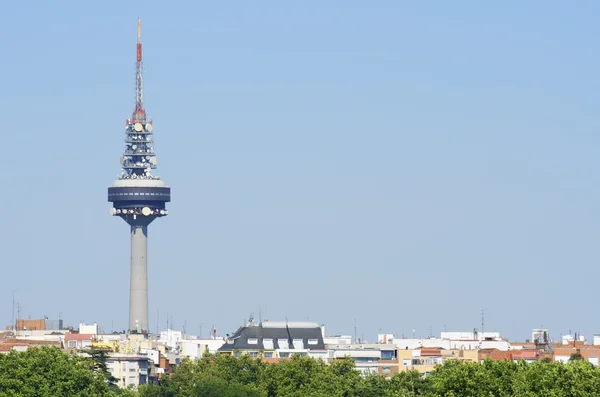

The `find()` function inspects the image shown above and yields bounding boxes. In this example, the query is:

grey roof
[218,322,326,352]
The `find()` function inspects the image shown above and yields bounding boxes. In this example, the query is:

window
[382,367,391,374]
[247,338,258,345]
[249,352,258,358]
[293,339,304,349]
[279,352,290,358]
[263,338,274,349]
[308,339,318,345]
[264,352,273,358]
[278,339,289,349]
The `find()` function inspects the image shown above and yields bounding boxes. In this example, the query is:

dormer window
[263,339,274,349]
[247,338,258,345]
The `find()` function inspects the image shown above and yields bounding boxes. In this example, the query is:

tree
[569,352,584,361]
[0,346,116,396]
[388,370,432,396]
[83,347,119,390]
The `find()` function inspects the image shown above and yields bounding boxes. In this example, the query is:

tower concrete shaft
[128,217,155,333]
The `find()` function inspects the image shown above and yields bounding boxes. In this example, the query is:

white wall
[159,329,182,350]
[140,348,160,365]
[79,323,98,335]
[324,335,352,345]
[440,331,501,340]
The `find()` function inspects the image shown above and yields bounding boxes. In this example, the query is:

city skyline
[1,1,600,341]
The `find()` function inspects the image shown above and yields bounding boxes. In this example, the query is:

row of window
[247,338,319,346]
[235,351,309,358]
[403,358,443,366]
[111,191,169,196]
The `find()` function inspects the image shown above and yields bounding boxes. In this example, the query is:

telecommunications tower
[108,19,170,334]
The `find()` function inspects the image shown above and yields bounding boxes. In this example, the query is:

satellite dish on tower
[142,207,151,216]
[134,123,143,132]
[109,208,116,216]
[146,123,153,132]
[150,157,157,165]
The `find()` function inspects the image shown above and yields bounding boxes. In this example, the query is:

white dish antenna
[134,122,143,132]
[142,207,151,216]
[146,123,153,132]
[109,208,116,216]
[150,157,157,165]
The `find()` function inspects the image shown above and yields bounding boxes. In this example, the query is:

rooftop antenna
[481,309,485,336]
[258,305,262,324]
[354,319,357,344]
[11,292,15,333]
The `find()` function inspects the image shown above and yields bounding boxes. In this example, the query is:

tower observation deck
[108,19,170,334]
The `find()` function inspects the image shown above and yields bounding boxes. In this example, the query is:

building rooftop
[219,321,325,352]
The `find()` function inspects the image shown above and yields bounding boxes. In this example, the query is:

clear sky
[1,0,599,342]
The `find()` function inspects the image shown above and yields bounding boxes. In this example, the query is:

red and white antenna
[133,18,145,124]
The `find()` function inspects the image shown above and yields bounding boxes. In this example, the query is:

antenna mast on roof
[481,309,485,337]
[11,292,15,333]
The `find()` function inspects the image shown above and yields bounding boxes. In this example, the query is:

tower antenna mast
[135,18,144,117]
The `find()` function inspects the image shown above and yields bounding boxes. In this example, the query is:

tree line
[1,347,600,396]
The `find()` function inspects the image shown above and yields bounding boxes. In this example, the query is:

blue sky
[1,0,599,341]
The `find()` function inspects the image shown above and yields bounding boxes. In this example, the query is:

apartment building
[106,353,150,389]
[218,320,326,360]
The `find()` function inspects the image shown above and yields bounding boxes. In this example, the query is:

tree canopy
[0,346,116,397]
[5,347,600,396]
[139,353,600,397]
